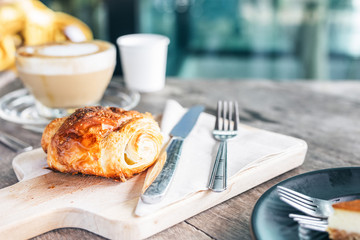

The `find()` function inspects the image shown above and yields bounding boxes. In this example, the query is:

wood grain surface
[2,130,305,240]
[0,74,359,239]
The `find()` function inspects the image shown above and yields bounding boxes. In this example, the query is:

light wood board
[0,125,307,240]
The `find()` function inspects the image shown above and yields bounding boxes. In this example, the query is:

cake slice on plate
[328,199,360,240]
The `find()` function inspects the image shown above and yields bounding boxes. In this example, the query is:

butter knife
[141,105,204,204]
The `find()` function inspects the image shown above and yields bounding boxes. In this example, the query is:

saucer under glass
[0,81,140,132]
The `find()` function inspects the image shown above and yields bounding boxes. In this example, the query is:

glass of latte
[15,40,116,119]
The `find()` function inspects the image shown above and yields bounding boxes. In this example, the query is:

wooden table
[0,73,359,240]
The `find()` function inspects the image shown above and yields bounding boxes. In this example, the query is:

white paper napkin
[135,100,302,216]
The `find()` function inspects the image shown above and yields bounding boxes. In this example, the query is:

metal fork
[208,100,239,192]
[0,131,33,152]
[277,186,334,218]
[289,213,328,232]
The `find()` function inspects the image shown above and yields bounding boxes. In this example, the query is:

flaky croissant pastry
[41,106,163,181]
[0,0,93,71]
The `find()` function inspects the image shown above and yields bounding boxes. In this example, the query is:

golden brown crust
[41,116,66,153]
[332,199,360,212]
[328,228,360,240]
[41,106,163,181]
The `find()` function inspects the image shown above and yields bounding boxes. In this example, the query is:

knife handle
[141,137,184,204]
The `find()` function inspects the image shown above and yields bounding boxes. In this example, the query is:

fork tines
[277,185,334,219]
[208,100,239,192]
[215,100,239,132]
[289,214,328,232]
[277,186,319,215]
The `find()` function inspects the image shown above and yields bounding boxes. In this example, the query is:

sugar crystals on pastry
[41,106,163,182]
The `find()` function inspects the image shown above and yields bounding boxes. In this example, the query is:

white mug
[117,34,170,92]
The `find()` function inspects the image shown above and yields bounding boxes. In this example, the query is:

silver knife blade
[170,105,205,138]
[141,105,204,204]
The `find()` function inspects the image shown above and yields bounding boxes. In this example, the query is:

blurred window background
[41,0,360,81]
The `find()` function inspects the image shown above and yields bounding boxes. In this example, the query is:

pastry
[0,0,92,71]
[328,199,360,240]
[41,106,163,181]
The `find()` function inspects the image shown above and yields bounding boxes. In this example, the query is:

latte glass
[16,40,116,119]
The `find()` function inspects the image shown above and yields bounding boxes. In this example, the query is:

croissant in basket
[41,106,163,181]
[0,0,93,71]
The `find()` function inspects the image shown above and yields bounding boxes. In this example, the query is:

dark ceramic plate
[251,167,360,240]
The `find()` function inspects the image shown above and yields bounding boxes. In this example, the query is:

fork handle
[0,131,33,152]
[208,140,227,192]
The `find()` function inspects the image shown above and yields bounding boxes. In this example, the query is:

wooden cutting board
[0,125,307,240]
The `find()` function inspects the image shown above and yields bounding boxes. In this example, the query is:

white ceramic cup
[117,34,170,92]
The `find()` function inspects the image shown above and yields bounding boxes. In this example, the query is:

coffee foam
[37,43,99,57]
[16,41,116,75]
